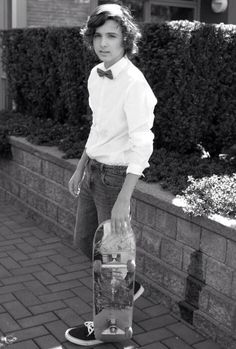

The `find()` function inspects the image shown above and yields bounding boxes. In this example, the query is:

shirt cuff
[126,164,144,176]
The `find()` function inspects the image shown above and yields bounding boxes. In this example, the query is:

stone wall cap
[10,136,77,170]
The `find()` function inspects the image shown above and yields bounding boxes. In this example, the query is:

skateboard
[93,219,136,342]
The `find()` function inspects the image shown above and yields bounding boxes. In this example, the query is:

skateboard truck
[101,319,125,336]
[109,319,118,334]
[101,319,133,339]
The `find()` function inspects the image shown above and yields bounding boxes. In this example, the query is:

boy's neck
[104,55,126,69]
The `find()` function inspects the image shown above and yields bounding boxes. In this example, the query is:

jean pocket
[102,170,125,189]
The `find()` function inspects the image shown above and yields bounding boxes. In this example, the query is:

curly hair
[81,4,142,57]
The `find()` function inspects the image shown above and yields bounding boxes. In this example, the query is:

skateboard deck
[93,220,136,342]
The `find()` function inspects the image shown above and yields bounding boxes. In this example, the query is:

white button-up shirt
[85,56,157,176]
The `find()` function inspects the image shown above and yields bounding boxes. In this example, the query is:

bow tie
[97,68,113,80]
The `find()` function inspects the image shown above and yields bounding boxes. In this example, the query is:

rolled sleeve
[126,163,144,176]
[124,81,157,175]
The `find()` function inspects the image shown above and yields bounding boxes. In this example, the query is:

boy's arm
[124,80,157,176]
[75,149,89,171]
[68,150,89,196]
[111,173,139,234]
[111,79,157,233]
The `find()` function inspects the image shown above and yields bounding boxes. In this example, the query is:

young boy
[65,3,157,346]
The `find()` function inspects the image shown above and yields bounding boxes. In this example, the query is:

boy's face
[93,19,125,69]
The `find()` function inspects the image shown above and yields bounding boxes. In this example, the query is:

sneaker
[65,321,103,346]
[134,281,144,301]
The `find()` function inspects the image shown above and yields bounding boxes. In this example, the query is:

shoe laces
[84,321,94,337]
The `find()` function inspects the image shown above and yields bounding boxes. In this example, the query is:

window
[97,0,144,21]
[7,0,12,28]
[0,0,12,29]
[95,0,200,23]
[122,0,145,22]
[148,1,199,23]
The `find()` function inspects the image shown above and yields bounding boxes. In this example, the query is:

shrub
[1,27,97,124]
[0,110,90,158]
[144,147,235,195]
[58,115,91,158]
[0,127,12,159]
[134,21,203,154]
[1,21,236,156]
[0,110,30,137]
[178,174,236,218]
[0,110,235,218]
[1,21,236,219]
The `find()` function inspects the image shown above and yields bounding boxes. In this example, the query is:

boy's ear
[123,37,128,50]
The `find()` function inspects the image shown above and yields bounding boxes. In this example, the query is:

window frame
[92,0,201,22]
[144,0,200,22]
[0,0,12,29]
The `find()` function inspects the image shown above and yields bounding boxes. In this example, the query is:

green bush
[0,127,12,159]
[0,110,235,218]
[133,21,236,155]
[134,21,203,154]
[178,174,236,218]
[1,21,236,219]
[144,147,235,195]
[1,21,236,156]
[0,110,90,158]
[0,110,30,137]
[187,24,236,156]
[1,27,97,124]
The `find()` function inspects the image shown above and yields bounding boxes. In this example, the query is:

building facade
[1,0,236,29]
[0,0,236,110]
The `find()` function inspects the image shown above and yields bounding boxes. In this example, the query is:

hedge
[134,21,236,156]
[1,27,92,124]
[179,174,236,218]
[1,21,236,156]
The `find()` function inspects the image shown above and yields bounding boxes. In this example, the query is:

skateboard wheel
[110,325,117,334]
[125,326,133,338]
[93,260,102,274]
[127,259,135,273]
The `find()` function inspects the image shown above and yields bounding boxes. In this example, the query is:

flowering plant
[178,174,236,218]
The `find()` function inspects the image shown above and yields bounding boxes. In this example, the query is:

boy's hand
[111,196,131,234]
[110,173,139,234]
[68,166,85,197]
[68,150,88,197]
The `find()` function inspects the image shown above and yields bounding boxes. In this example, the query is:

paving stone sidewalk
[0,203,223,349]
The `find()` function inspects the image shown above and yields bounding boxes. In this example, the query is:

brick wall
[0,136,236,349]
[27,0,90,27]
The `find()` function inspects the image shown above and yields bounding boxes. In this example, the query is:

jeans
[73,158,127,260]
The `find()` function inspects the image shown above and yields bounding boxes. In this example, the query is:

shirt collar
[100,56,128,79]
